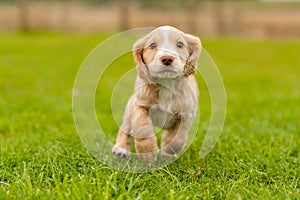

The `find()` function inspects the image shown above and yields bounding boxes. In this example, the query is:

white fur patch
[158,81,178,113]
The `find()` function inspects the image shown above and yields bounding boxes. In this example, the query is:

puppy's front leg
[112,129,131,159]
[131,106,159,163]
[112,106,132,159]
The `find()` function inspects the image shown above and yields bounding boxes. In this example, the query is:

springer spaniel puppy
[112,26,201,163]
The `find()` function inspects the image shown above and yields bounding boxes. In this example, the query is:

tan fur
[112,26,201,163]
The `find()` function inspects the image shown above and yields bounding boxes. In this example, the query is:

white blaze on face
[156,26,179,59]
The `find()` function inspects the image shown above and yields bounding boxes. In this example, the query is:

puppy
[112,26,201,163]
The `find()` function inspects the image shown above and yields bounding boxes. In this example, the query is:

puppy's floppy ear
[132,38,145,67]
[184,34,202,77]
[132,37,152,82]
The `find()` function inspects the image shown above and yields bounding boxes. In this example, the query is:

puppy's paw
[160,149,178,158]
[161,143,184,158]
[138,150,159,163]
[112,145,130,159]
[134,136,159,163]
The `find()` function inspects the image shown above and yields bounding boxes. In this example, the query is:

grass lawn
[0,32,299,199]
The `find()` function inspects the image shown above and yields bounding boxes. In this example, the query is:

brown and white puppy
[112,26,201,163]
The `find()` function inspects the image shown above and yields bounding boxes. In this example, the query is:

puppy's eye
[150,43,157,49]
[177,41,184,48]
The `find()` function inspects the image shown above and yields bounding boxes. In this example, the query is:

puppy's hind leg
[161,127,183,156]
[161,119,192,156]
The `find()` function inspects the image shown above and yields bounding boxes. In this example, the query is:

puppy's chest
[157,87,180,114]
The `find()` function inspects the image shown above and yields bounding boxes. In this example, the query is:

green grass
[0,32,299,199]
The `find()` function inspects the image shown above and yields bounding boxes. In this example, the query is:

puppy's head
[133,26,201,81]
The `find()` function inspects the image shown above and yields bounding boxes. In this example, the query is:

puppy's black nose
[160,56,174,66]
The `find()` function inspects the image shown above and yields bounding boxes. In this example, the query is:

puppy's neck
[155,78,184,109]
[156,78,176,91]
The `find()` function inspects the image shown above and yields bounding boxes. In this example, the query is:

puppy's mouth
[156,68,179,78]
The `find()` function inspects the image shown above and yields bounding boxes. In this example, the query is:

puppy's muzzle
[160,55,175,66]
